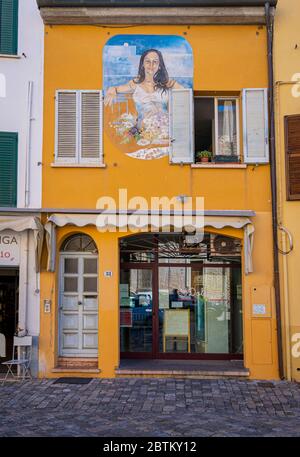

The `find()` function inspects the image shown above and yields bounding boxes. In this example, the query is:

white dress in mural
[126,85,170,159]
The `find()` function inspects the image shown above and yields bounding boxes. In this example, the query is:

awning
[0,216,44,272]
[45,213,254,274]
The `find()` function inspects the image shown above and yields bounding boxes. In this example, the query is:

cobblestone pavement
[0,378,300,437]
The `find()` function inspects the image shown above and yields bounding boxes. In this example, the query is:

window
[61,234,98,253]
[0,0,18,55]
[0,132,18,207]
[285,114,300,200]
[171,88,269,165]
[55,90,103,165]
[194,97,239,163]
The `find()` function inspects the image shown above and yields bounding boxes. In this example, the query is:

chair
[1,336,32,384]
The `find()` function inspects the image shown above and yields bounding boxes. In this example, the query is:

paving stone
[0,378,300,436]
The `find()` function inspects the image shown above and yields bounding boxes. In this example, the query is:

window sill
[51,163,106,168]
[191,163,247,169]
[0,53,21,59]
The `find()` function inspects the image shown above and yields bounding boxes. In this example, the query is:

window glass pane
[64,258,78,274]
[194,97,214,156]
[84,258,97,274]
[62,234,97,252]
[158,266,241,355]
[217,100,238,157]
[64,277,78,292]
[84,277,97,293]
[120,269,152,353]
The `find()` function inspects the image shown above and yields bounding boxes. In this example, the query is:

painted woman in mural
[104,49,183,159]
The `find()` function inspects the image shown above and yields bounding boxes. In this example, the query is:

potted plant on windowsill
[196,150,212,163]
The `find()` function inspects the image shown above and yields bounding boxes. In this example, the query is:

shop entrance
[0,269,19,368]
[120,233,243,360]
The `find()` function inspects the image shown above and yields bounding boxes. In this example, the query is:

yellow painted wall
[39,23,279,380]
[274,0,300,381]
[42,24,269,210]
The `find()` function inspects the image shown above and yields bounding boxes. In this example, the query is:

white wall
[0,0,43,209]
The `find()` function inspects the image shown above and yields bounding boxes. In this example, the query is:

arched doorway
[59,234,98,357]
[120,232,243,360]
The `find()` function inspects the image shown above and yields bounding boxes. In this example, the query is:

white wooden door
[59,254,98,357]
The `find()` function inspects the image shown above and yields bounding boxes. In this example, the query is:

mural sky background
[103,35,193,90]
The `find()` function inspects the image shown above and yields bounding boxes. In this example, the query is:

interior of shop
[120,233,243,360]
[0,269,19,371]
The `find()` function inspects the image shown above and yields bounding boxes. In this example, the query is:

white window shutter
[242,88,269,163]
[169,89,194,164]
[56,91,77,162]
[80,91,103,163]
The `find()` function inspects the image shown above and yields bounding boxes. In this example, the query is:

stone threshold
[116,359,249,379]
[52,367,100,373]
[115,368,249,378]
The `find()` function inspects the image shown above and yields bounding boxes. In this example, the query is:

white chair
[1,336,32,384]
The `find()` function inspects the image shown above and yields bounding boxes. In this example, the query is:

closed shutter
[55,90,103,164]
[80,91,102,162]
[0,0,18,55]
[56,91,77,162]
[169,89,194,164]
[0,132,18,207]
[285,115,300,200]
[242,88,269,163]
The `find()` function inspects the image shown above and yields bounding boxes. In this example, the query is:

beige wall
[274,0,300,381]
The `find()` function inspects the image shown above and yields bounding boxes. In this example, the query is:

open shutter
[285,115,300,200]
[80,91,103,163]
[242,88,269,163]
[55,91,77,163]
[0,0,18,55]
[0,132,17,207]
[169,88,194,164]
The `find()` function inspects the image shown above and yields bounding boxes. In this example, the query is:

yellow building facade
[274,0,300,382]
[37,1,280,380]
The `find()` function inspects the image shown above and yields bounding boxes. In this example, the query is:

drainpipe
[25,81,34,208]
[265,2,284,379]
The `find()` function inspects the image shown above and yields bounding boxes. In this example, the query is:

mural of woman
[104,49,184,159]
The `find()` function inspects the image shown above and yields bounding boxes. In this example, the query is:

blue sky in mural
[103,35,193,90]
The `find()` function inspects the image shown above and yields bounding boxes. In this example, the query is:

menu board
[164,309,190,337]
[159,290,169,309]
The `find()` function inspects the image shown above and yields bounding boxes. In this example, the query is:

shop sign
[0,231,20,266]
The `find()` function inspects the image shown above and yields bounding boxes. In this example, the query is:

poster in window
[103,35,193,160]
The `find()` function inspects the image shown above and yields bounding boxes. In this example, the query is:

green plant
[196,150,212,159]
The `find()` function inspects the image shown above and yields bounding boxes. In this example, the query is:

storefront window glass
[158,266,240,354]
[120,269,153,353]
[120,233,243,357]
